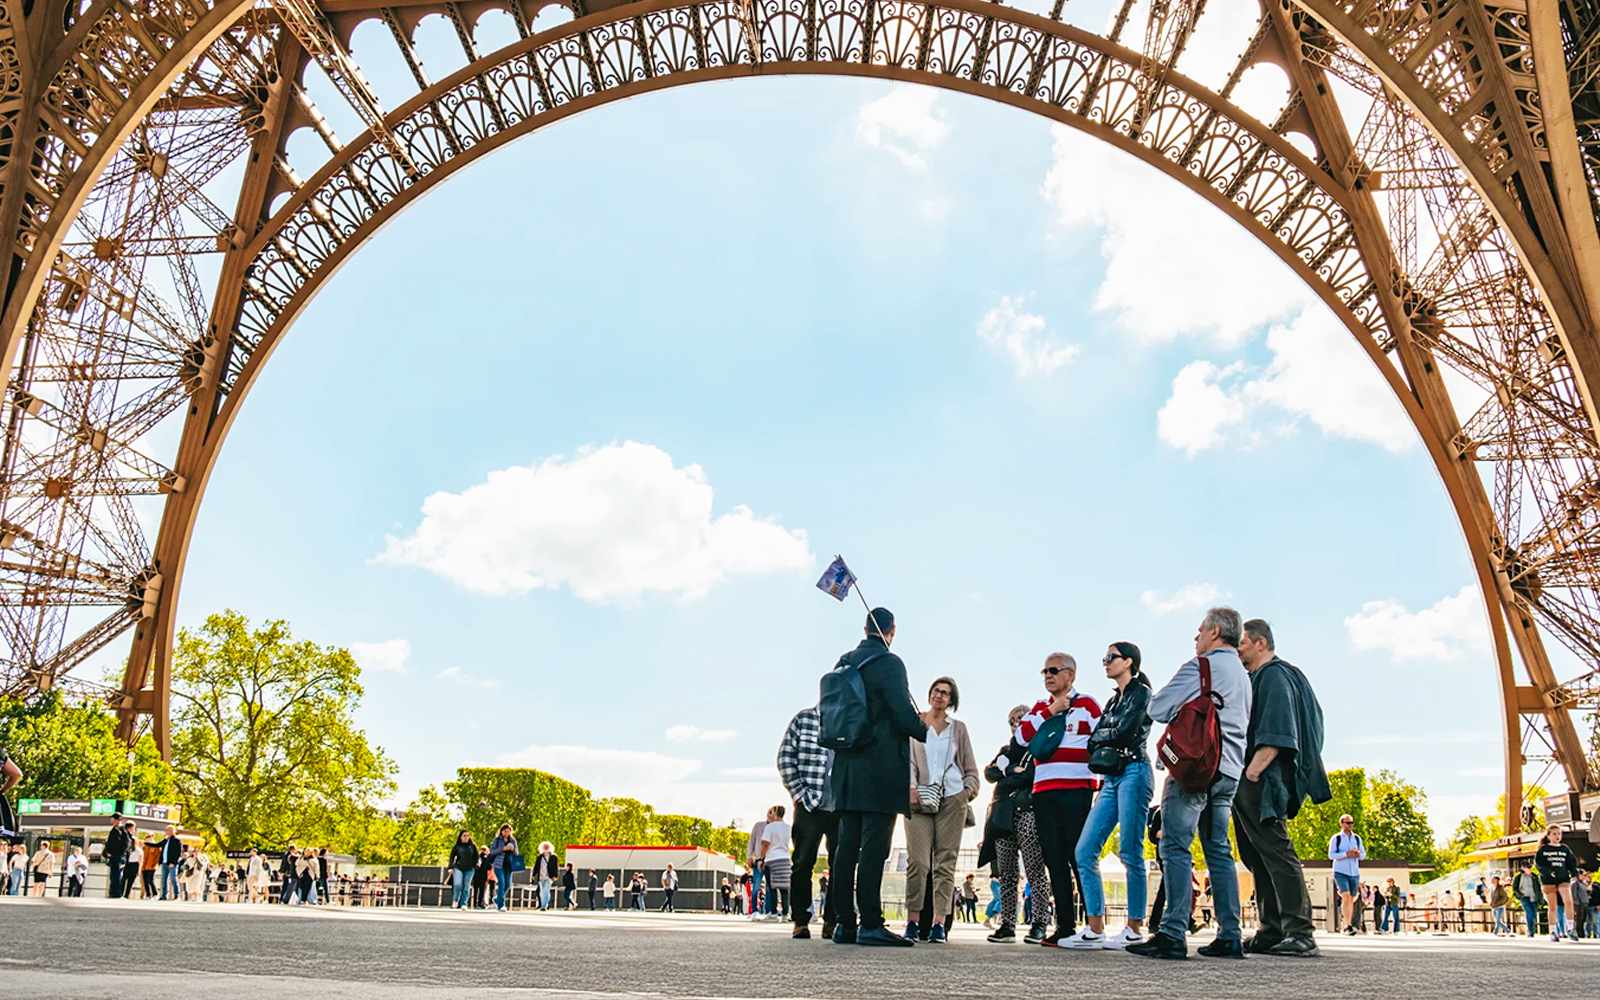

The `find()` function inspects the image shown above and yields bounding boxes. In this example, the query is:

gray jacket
[1149,645,1252,780]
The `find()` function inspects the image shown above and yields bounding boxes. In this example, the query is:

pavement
[0,897,1589,999]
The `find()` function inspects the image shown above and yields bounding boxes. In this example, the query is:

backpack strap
[1197,656,1212,696]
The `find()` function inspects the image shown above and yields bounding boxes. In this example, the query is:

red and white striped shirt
[1017,689,1102,792]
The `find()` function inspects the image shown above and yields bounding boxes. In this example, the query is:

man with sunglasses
[1015,652,1102,946]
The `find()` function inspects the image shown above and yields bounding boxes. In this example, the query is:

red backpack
[1156,655,1224,793]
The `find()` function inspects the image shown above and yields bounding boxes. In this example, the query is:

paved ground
[1,897,1590,999]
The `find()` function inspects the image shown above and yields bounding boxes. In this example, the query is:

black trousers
[1032,788,1092,934]
[790,803,838,927]
[830,810,895,931]
[1232,777,1314,941]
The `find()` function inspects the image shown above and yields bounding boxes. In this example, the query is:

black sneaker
[905,920,920,942]
[1266,936,1321,958]
[1127,931,1188,960]
[831,924,857,944]
[821,921,836,940]
[857,926,915,947]
[791,925,811,939]
[1242,934,1282,954]
[987,925,1017,943]
[1024,923,1049,944]
[1196,937,1244,959]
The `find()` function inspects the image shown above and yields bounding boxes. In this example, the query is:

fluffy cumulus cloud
[1141,583,1225,616]
[857,84,949,170]
[977,296,1079,377]
[1156,312,1417,455]
[348,638,410,674]
[378,441,813,602]
[498,744,703,786]
[665,724,738,743]
[1344,585,1490,660]
[1041,126,1309,348]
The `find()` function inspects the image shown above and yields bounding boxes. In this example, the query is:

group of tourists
[775,605,1338,957]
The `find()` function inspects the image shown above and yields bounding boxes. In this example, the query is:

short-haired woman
[905,675,979,944]
[1065,642,1154,949]
[1536,824,1580,939]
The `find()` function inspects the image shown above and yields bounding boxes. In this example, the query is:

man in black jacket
[102,812,127,898]
[827,608,926,947]
[1233,619,1330,958]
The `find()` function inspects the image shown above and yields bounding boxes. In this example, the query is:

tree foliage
[0,692,170,801]
[449,767,591,858]
[168,611,396,850]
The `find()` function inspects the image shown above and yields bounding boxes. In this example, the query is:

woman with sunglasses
[1062,642,1153,949]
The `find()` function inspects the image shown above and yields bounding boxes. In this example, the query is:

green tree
[448,767,591,858]
[1362,769,1436,864]
[580,796,657,846]
[0,692,170,801]
[391,786,460,864]
[168,611,396,850]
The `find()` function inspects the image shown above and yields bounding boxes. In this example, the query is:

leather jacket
[1087,675,1152,762]
[984,739,1035,811]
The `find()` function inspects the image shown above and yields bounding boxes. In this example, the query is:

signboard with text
[17,799,90,814]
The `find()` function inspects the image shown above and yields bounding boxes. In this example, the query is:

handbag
[1087,743,1130,777]
[916,756,957,813]
[1025,695,1076,760]
[509,852,526,873]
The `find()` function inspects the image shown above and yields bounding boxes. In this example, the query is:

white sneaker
[1104,926,1144,950]
[1060,928,1105,949]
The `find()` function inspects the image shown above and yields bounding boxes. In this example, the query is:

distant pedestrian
[158,825,183,900]
[1536,824,1580,940]
[277,844,296,903]
[488,823,519,912]
[1382,877,1404,933]
[1489,875,1510,934]
[603,874,616,910]
[125,825,147,898]
[535,842,558,910]
[661,864,679,913]
[246,848,269,903]
[1330,814,1366,935]
[1515,862,1540,936]
[1129,607,1252,961]
[758,807,792,920]
[562,862,577,909]
[28,841,54,896]
[587,869,598,910]
[472,848,492,909]
[448,831,477,909]
[960,875,978,923]
[102,812,128,898]
[66,846,87,897]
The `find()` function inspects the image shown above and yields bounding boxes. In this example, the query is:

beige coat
[908,716,981,804]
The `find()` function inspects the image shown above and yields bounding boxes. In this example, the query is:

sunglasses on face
[1041,666,1065,676]
[1102,654,1121,665]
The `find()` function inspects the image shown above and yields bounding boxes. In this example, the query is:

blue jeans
[1522,898,1539,936]
[751,867,764,914]
[1157,773,1240,944]
[8,868,23,895]
[495,869,512,909]
[1075,760,1153,921]
[160,865,180,900]
[452,869,472,907]
[539,877,552,909]
[1382,903,1401,931]
[1492,905,1507,934]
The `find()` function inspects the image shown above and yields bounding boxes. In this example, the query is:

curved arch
[2,0,1594,821]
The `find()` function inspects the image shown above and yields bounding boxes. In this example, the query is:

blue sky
[173,70,1513,842]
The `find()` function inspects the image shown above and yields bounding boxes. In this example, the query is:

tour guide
[828,607,926,947]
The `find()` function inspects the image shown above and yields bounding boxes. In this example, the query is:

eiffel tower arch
[0,0,1597,832]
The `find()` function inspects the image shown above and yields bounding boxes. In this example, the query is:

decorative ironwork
[0,0,1597,830]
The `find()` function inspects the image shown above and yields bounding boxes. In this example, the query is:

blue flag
[815,556,857,602]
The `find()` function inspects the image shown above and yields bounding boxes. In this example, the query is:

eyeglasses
[1102,653,1121,665]
[931,688,952,698]
[1041,666,1065,676]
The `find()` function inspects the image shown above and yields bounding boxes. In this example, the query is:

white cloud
[977,296,1078,377]
[1344,585,1490,661]
[665,724,738,743]
[348,638,410,674]
[857,85,949,170]
[436,666,500,689]
[1141,583,1225,616]
[1041,125,1309,348]
[1156,312,1417,456]
[1157,361,1249,455]
[378,441,813,603]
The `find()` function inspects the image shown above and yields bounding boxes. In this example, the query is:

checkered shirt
[777,707,834,812]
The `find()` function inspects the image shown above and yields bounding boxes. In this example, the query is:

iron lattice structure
[0,0,1598,827]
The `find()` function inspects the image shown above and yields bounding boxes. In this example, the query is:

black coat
[449,842,478,872]
[826,635,925,815]
[103,825,127,862]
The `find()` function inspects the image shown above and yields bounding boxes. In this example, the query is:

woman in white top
[246,848,269,903]
[183,848,208,901]
[904,676,980,943]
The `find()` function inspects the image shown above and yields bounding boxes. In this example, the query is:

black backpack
[818,652,885,751]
